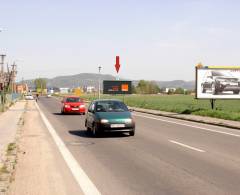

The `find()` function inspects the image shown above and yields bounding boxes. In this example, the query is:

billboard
[196,66,240,99]
[103,80,132,94]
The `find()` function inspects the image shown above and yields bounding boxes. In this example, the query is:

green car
[85,99,135,137]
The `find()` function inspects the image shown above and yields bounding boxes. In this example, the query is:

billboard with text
[103,80,132,95]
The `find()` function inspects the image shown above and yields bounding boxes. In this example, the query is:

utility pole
[98,66,102,99]
[0,54,6,74]
[10,62,17,93]
[22,77,24,94]
[0,54,6,111]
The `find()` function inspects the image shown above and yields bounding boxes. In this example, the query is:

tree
[149,81,160,94]
[137,80,148,94]
[174,88,184,94]
[34,78,47,92]
[131,85,137,94]
[136,80,160,94]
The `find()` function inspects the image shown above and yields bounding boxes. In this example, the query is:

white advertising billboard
[196,67,240,99]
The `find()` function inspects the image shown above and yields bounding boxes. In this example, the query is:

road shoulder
[8,101,83,195]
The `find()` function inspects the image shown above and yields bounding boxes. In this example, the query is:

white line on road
[169,140,206,153]
[134,113,240,137]
[35,102,101,195]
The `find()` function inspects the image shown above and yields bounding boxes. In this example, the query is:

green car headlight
[125,118,132,123]
[100,119,109,124]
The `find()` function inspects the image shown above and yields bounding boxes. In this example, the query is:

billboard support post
[98,66,102,99]
[210,99,215,110]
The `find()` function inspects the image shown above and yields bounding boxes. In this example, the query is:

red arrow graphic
[115,56,120,73]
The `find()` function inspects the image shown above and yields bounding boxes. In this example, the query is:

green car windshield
[96,101,129,112]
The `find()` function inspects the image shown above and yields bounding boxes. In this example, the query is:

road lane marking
[133,113,240,137]
[35,102,101,195]
[169,140,205,153]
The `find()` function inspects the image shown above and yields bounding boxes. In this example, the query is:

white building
[165,88,176,93]
[83,86,96,93]
[59,88,69,94]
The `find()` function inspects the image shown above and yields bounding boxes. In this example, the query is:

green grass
[80,94,240,121]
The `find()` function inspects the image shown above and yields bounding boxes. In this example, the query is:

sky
[1,0,240,81]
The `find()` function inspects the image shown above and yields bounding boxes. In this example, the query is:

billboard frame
[103,80,132,95]
[195,66,240,100]
[195,66,240,109]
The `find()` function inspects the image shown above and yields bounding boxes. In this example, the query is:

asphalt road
[38,97,240,195]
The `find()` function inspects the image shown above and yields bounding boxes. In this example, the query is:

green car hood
[96,112,131,122]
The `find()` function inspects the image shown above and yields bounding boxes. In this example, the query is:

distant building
[59,88,69,94]
[52,87,60,93]
[83,86,95,93]
[164,88,176,93]
[47,88,55,94]
[16,84,29,94]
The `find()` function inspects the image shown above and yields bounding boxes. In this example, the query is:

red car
[61,96,86,115]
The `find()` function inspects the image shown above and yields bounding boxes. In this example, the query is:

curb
[130,107,240,130]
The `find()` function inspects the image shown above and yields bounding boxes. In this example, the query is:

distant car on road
[46,94,52,98]
[61,96,86,115]
[201,71,240,95]
[85,99,135,137]
[25,94,34,100]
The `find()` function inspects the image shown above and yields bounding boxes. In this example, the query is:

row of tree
[132,80,160,94]
[132,80,192,94]
[33,78,191,95]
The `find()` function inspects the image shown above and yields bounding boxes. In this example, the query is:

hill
[23,73,195,90]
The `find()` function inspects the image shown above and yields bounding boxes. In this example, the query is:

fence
[0,93,22,112]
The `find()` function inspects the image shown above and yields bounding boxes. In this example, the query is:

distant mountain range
[23,73,195,90]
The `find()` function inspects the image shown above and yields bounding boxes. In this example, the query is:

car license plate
[72,108,79,110]
[111,124,125,128]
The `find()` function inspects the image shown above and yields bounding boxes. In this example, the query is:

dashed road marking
[169,140,206,153]
[134,113,240,137]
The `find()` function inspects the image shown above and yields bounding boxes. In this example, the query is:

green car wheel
[93,124,100,137]
[129,129,135,136]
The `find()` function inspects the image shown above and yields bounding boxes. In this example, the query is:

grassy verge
[0,108,25,192]
[80,94,240,121]
[6,143,16,156]
[0,166,9,174]
[0,142,18,192]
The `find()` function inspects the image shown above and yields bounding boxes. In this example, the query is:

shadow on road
[52,112,85,116]
[69,130,130,138]
[69,130,92,138]
[53,112,62,115]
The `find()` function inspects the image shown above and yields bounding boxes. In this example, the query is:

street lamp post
[98,66,102,99]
